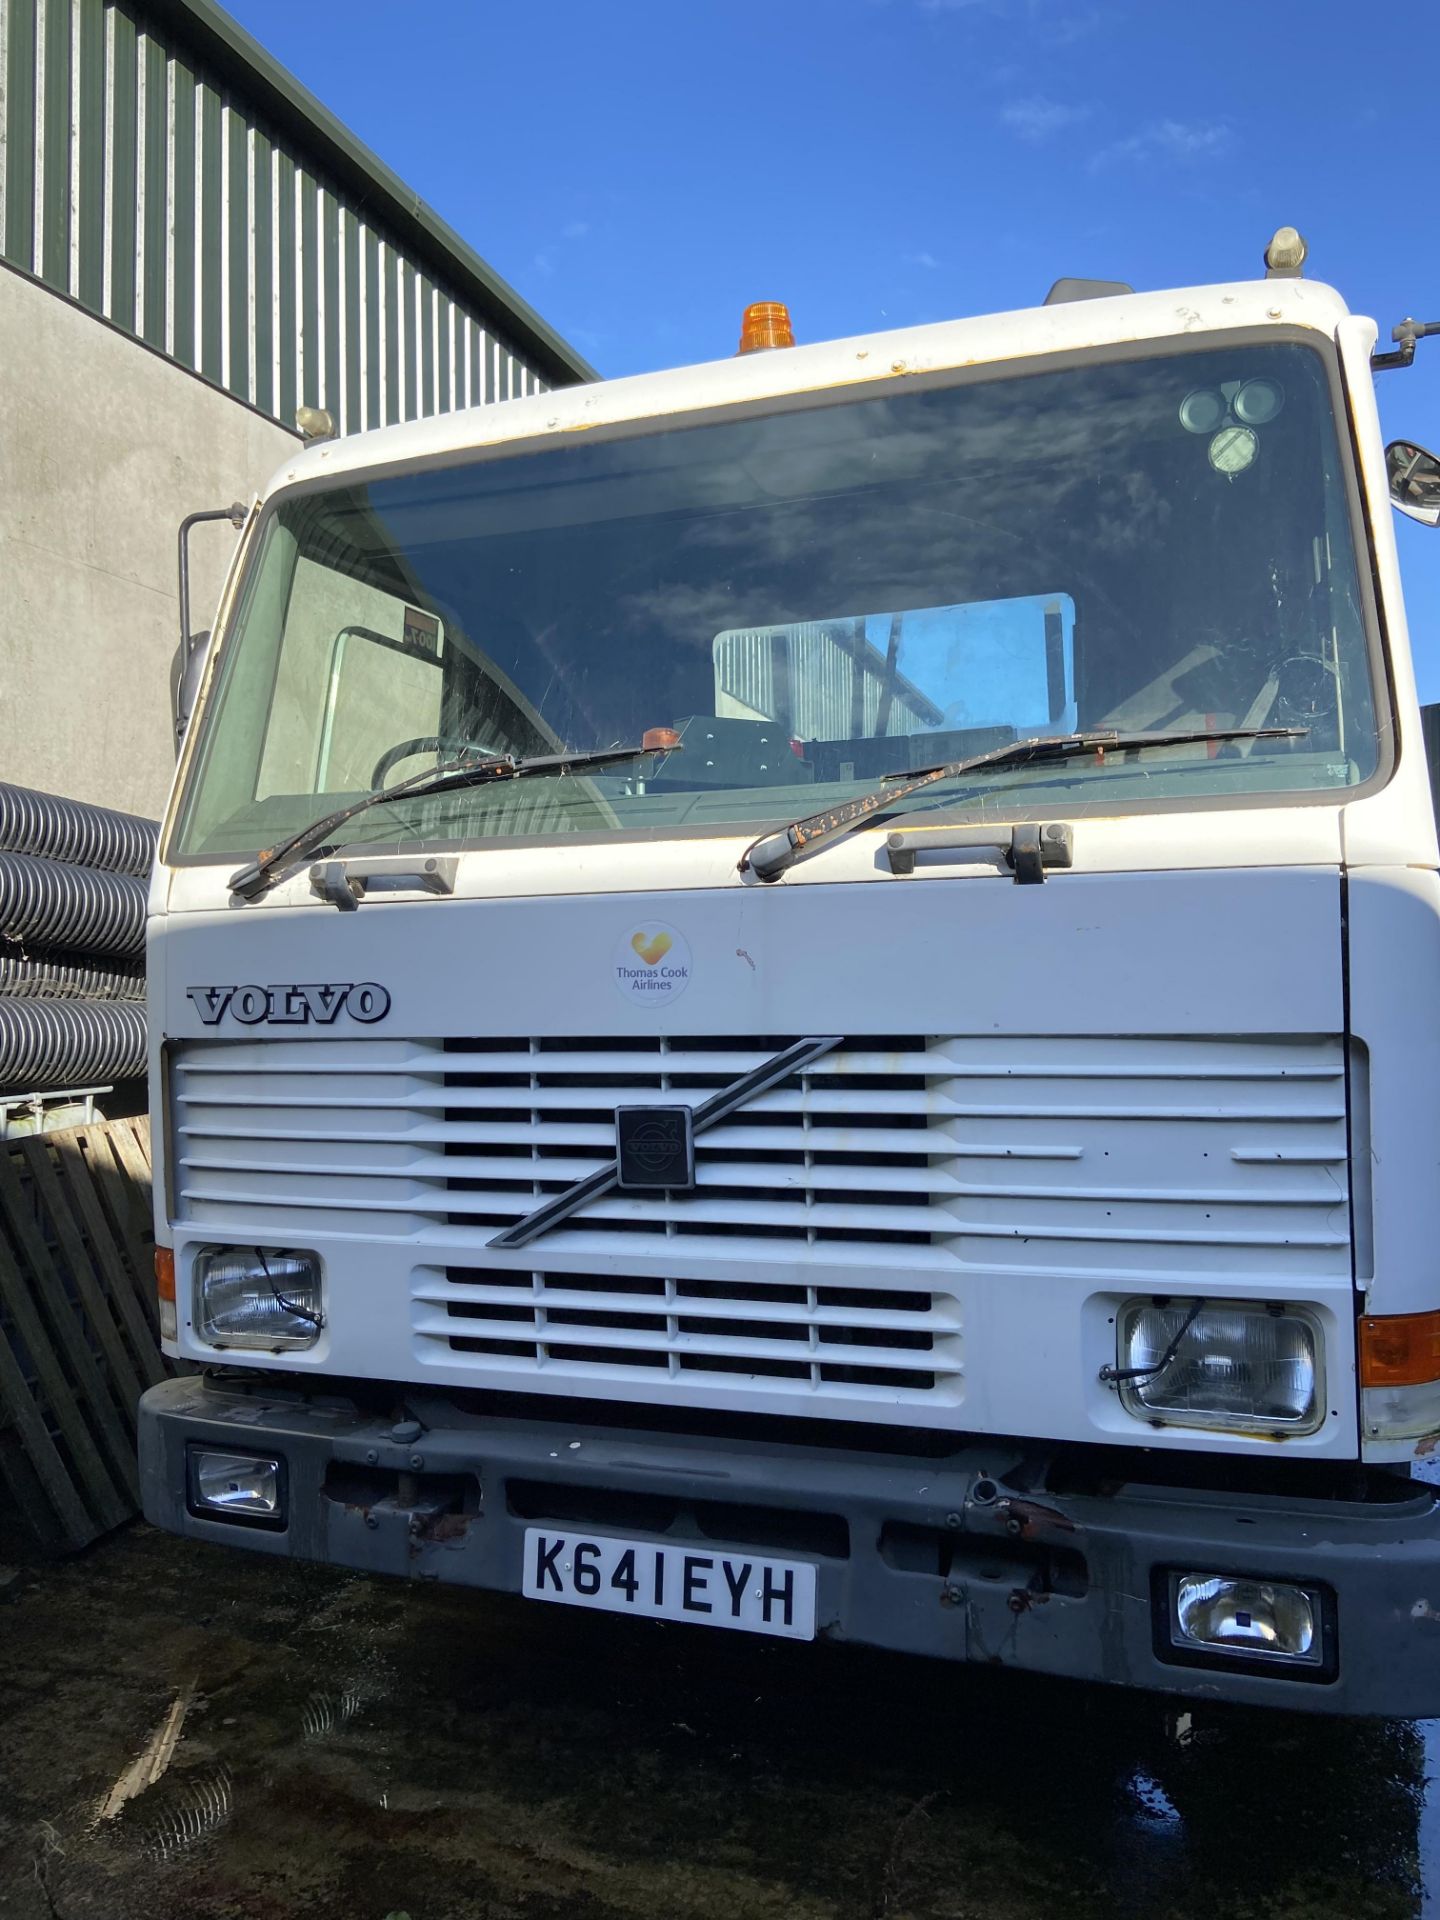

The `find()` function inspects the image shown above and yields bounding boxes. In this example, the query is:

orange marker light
[1360,1309,1440,1388]
[155,1247,176,1302]
[738,302,795,355]
[155,1246,178,1341]
[642,727,682,752]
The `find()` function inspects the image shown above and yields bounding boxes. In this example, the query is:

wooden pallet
[0,1114,170,1551]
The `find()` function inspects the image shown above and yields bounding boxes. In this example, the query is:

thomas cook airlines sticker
[614,923,691,1004]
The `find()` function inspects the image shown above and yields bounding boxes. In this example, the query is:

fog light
[1113,1299,1322,1434]
[191,1449,283,1519]
[1171,1573,1320,1665]
[196,1248,322,1350]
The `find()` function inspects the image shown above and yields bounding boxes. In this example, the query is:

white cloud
[1035,5,1106,44]
[1089,118,1234,170]
[562,220,591,240]
[904,250,941,270]
[913,0,1101,23]
[1000,95,1091,142]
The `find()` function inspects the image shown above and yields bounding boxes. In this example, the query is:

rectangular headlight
[1116,1300,1322,1434]
[195,1248,322,1350]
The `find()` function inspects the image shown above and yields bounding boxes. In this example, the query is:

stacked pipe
[0,782,156,1094]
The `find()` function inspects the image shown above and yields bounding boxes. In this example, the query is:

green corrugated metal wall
[0,0,546,431]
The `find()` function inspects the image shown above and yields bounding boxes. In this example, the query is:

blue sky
[229,0,1440,695]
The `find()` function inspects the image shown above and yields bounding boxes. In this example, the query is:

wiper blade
[739,726,1308,882]
[229,729,681,899]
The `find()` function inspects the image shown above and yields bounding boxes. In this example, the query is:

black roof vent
[1044,278,1135,305]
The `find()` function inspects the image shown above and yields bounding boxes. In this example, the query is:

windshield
[174,339,1380,862]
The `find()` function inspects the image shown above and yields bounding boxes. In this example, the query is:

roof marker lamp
[1264,225,1308,277]
[295,405,336,442]
[195,1247,323,1351]
[738,302,796,355]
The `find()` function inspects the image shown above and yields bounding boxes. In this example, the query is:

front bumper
[139,1376,1440,1715]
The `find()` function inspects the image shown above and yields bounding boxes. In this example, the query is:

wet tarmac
[0,1519,1435,1920]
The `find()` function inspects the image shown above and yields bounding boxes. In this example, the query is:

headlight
[190,1449,284,1521]
[195,1248,323,1350]
[1114,1300,1322,1434]
[1169,1572,1323,1667]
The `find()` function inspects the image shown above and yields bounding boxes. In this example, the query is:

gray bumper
[139,1375,1440,1715]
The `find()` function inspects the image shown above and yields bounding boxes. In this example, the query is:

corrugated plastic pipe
[0,950,146,1002]
[0,998,147,1093]
[0,853,147,959]
[0,781,157,877]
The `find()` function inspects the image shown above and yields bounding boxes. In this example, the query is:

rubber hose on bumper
[0,853,146,958]
[0,781,157,877]
[0,949,146,1001]
[0,998,147,1092]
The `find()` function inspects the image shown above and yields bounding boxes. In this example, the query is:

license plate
[521,1527,817,1640]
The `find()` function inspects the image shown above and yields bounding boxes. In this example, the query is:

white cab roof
[266,277,1356,500]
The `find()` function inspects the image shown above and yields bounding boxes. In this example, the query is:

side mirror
[171,630,211,755]
[173,500,246,758]
[1386,440,1440,527]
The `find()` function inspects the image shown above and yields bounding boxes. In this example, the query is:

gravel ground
[0,1521,1434,1920]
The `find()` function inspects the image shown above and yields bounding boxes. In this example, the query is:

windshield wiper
[229,729,682,899]
[738,726,1308,882]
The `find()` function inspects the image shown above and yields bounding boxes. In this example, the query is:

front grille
[171,1028,1349,1421]
[423,1264,950,1396]
[439,1034,936,1244]
[421,1034,954,1403]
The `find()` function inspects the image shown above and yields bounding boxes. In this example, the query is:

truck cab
[139,245,1440,1713]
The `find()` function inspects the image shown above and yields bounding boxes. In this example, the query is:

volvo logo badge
[185,982,392,1026]
[616,1105,696,1192]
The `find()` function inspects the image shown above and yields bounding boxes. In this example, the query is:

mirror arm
[178,502,248,660]
[1372,318,1440,374]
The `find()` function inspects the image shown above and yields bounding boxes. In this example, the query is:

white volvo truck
[139,232,1440,1712]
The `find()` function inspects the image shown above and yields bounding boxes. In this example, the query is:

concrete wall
[0,263,297,819]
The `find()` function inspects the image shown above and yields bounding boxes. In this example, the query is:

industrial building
[0,0,593,816]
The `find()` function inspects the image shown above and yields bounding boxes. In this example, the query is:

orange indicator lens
[1360,1310,1440,1388]
[738,302,795,354]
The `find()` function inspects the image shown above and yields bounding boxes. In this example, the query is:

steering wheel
[370,736,504,790]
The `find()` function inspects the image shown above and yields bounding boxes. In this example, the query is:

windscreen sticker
[615,923,691,1004]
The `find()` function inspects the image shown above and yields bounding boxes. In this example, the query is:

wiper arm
[738,726,1308,883]
[229,728,682,899]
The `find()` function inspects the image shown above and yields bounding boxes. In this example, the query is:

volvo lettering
[185,982,393,1025]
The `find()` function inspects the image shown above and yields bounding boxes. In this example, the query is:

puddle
[0,1519,1433,1918]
